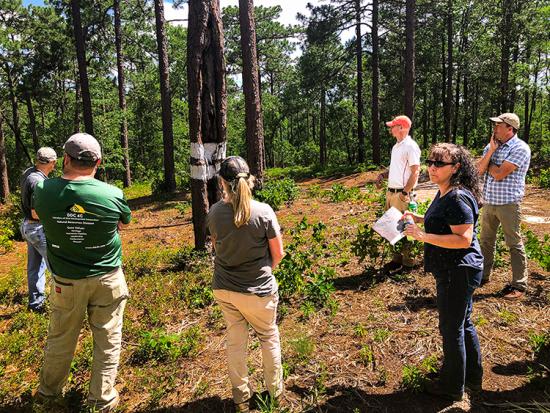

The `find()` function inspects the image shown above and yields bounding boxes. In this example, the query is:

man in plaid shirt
[477,113,531,300]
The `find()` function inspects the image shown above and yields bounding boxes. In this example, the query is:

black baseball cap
[219,156,250,181]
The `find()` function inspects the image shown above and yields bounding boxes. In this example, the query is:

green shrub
[133,326,202,363]
[325,183,362,203]
[358,345,375,367]
[401,364,425,393]
[185,285,214,309]
[255,178,300,210]
[170,246,211,272]
[525,230,550,272]
[537,168,550,188]
[529,331,550,355]
[351,225,389,267]
[0,194,23,250]
[290,335,315,363]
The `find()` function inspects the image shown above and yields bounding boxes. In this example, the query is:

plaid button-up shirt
[482,135,531,205]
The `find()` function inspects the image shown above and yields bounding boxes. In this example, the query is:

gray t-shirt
[206,199,281,296]
[20,166,47,219]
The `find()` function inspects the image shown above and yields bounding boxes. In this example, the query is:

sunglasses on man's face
[426,159,456,168]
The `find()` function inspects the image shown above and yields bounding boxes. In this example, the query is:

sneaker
[33,390,67,409]
[498,284,515,296]
[382,261,402,274]
[502,288,524,300]
[89,393,120,413]
[424,380,463,402]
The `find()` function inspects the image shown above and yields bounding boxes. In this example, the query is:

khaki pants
[480,203,528,290]
[39,267,128,408]
[213,289,283,404]
[386,191,414,267]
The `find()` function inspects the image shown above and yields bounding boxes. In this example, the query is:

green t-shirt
[33,178,131,279]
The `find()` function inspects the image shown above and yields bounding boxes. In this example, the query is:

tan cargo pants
[386,191,414,267]
[38,266,128,408]
[213,289,283,404]
[480,203,528,290]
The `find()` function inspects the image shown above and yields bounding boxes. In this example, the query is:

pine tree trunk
[319,88,327,166]
[71,0,94,135]
[422,88,428,149]
[404,0,415,126]
[114,0,132,187]
[499,0,513,113]
[188,0,227,250]
[371,0,381,164]
[355,0,365,163]
[24,92,39,152]
[445,0,453,142]
[73,64,81,133]
[154,0,176,192]
[239,0,265,185]
[0,112,9,203]
[462,71,469,147]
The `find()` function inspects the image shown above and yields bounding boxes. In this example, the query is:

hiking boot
[88,393,120,413]
[382,261,402,274]
[234,400,250,413]
[424,380,463,402]
[502,288,524,301]
[465,380,482,393]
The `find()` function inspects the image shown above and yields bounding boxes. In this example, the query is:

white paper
[372,207,406,245]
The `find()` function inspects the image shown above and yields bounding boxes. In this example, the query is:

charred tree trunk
[355,0,365,163]
[24,92,39,152]
[404,0,415,126]
[71,0,94,135]
[154,0,176,192]
[188,0,228,249]
[0,112,9,203]
[445,0,453,142]
[239,0,265,184]
[371,0,381,164]
[319,88,327,166]
[73,65,81,133]
[499,0,513,113]
[114,0,132,187]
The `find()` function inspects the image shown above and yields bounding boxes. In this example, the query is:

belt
[387,187,416,193]
[25,218,40,223]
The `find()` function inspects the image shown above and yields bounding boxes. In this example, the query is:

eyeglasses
[426,159,456,168]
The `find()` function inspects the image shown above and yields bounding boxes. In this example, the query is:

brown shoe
[234,400,250,412]
[502,289,524,300]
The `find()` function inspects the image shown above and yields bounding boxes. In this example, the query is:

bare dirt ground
[0,173,548,413]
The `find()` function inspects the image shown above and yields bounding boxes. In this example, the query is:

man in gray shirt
[20,147,57,312]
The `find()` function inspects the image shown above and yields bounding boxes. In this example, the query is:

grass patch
[133,326,202,363]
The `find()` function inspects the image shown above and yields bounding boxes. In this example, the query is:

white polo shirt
[388,135,421,190]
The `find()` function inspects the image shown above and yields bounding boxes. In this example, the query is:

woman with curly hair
[403,143,483,401]
[206,156,285,412]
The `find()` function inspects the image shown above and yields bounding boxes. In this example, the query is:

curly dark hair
[429,143,482,204]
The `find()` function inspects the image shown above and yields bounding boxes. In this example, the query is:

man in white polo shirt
[376,115,421,273]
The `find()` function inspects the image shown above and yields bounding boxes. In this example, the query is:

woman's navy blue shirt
[423,187,483,273]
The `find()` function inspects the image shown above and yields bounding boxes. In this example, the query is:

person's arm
[268,234,284,270]
[404,164,420,194]
[117,221,129,230]
[477,136,499,174]
[403,222,474,249]
[403,211,424,224]
[31,209,39,220]
[487,161,517,181]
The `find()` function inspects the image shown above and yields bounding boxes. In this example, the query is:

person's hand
[403,221,425,241]
[398,192,410,203]
[375,173,384,189]
[402,211,423,224]
[489,134,500,153]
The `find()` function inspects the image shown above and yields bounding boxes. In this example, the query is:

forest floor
[0,171,549,413]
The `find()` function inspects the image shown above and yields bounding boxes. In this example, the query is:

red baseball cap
[386,115,412,129]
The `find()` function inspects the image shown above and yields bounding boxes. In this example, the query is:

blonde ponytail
[222,174,255,228]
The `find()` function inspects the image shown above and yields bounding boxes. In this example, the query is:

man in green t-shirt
[33,133,131,412]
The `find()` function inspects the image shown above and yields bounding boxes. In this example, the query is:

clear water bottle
[405,194,417,241]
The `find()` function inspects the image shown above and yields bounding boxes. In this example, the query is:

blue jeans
[20,219,48,310]
[434,266,483,395]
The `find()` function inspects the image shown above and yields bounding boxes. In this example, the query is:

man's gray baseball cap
[36,147,57,164]
[64,133,102,161]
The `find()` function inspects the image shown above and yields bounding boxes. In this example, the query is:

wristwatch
[401,190,408,196]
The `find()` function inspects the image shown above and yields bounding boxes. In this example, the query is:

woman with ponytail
[206,156,284,412]
[403,143,484,402]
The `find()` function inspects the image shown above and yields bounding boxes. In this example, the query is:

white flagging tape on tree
[190,141,227,181]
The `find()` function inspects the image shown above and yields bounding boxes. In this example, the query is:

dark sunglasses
[426,159,456,168]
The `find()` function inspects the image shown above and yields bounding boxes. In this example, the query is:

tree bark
[445,0,453,142]
[355,0,365,163]
[0,112,9,203]
[24,92,39,152]
[239,0,265,184]
[499,0,513,113]
[462,71,469,147]
[404,0,415,126]
[71,0,94,135]
[73,64,81,133]
[154,0,176,192]
[114,0,132,187]
[421,88,428,149]
[371,0,380,164]
[319,87,327,166]
[188,0,228,249]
